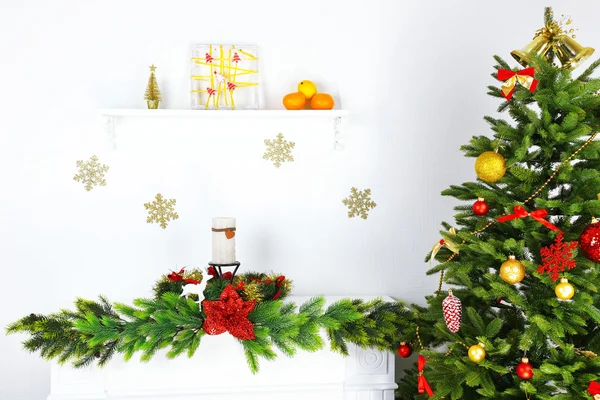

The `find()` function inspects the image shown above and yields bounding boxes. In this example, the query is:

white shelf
[99,108,348,149]
[99,108,348,118]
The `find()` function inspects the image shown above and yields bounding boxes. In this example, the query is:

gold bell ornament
[511,8,594,70]
[555,278,575,300]
[468,343,486,363]
[554,34,595,70]
[500,255,526,284]
[511,34,554,67]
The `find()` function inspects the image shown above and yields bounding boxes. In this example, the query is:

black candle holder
[208,261,240,281]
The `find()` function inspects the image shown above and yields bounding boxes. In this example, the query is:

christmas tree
[397,8,600,399]
[144,64,161,109]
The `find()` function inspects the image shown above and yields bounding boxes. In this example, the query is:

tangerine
[310,93,334,110]
[283,92,306,110]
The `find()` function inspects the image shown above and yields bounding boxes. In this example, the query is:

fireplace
[47,296,397,400]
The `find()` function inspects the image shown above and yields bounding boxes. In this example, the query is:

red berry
[397,342,412,358]
[516,358,533,380]
[472,198,489,216]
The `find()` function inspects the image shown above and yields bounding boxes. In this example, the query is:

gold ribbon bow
[431,227,460,263]
[498,68,538,101]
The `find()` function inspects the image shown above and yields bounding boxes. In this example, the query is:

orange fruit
[283,92,306,110]
[310,93,334,110]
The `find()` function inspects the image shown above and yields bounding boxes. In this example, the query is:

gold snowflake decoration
[342,187,377,219]
[144,193,179,229]
[263,133,295,168]
[73,155,109,191]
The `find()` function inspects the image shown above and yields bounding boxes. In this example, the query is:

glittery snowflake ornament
[263,133,295,168]
[538,234,578,281]
[342,187,377,219]
[73,155,109,191]
[144,193,179,229]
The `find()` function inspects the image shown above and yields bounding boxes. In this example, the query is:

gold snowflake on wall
[342,187,377,219]
[73,155,109,191]
[144,193,179,229]
[263,133,295,168]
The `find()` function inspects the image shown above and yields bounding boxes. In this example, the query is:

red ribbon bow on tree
[417,355,434,397]
[498,68,538,101]
[497,206,563,233]
[249,276,286,300]
[588,381,600,398]
[167,268,201,285]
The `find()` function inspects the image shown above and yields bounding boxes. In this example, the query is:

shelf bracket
[333,116,342,150]
[103,115,116,149]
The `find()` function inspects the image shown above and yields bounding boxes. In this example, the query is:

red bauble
[580,219,600,263]
[472,198,489,216]
[397,342,412,358]
[516,358,534,380]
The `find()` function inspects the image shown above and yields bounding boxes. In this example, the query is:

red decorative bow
[167,268,200,285]
[273,276,286,300]
[497,206,562,233]
[417,355,434,397]
[498,68,538,101]
[207,266,232,280]
[589,380,600,396]
[249,276,286,300]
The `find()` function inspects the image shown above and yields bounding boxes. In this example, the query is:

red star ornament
[202,284,256,340]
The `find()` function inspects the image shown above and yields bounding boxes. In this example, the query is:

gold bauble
[499,255,525,284]
[468,343,486,363]
[474,151,506,183]
[555,278,575,301]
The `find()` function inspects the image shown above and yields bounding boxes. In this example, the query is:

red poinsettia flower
[202,284,255,340]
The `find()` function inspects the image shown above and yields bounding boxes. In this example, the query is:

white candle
[211,217,236,264]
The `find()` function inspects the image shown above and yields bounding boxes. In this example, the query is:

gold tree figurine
[144,64,162,109]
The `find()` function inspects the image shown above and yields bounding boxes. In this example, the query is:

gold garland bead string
[523,132,598,205]
[445,341,469,357]
[436,220,496,294]
[434,132,598,295]
[416,326,424,351]
[418,325,469,356]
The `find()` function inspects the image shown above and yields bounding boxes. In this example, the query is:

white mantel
[47,296,397,400]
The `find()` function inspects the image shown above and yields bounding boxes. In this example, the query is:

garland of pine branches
[6,270,414,373]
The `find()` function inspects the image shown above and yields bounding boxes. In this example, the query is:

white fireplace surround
[47,296,397,400]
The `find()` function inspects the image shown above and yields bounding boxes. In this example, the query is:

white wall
[1,0,599,398]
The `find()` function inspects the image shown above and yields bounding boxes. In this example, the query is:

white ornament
[180,275,211,303]
[214,72,226,84]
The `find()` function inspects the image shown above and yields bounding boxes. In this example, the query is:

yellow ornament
[298,80,318,100]
[475,151,506,183]
[555,278,575,300]
[468,343,486,363]
[499,255,525,284]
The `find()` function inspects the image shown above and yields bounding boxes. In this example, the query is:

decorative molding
[357,347,387,375]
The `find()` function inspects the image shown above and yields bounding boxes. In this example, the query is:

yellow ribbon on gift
[431,227,460,264]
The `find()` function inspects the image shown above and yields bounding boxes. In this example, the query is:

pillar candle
[212,217,236,264]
